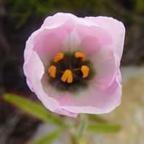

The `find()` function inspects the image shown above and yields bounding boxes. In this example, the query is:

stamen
[61,69,73,83]
[74,51,86,61]
[48,65,56,78]
[53,52,64,62]
[81,65,90,78]
[48,51,94,91]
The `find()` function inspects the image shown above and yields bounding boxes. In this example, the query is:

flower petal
[23,51,59,112]
[75,24,116,88]
[41,12,77,28]
[92,47,117,89]
[85,16,125,64]
[25,13,78,65]
[28,26,71,65]
[55,108,78,117]
[60,76,121,114]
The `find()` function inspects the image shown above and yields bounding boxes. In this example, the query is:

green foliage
[87,123,121,133]
[8,0,35,28]
[87,115,121,133]
[135,0,144,13]
[88,115,107,123]
[3,94,65,127]
[7,0,111,28]
[7,0,144,29]
[32,130,61,144]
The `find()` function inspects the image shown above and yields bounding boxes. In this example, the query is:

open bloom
[23,13,125,117]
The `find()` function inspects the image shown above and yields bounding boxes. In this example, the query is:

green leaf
[32,130,61,144]
[87,123,121,133]
[88,115,107,123]
[3,94,64,126]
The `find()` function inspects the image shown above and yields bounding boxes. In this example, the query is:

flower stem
[77,115,87,138]
[75,115,88,144]
[70,115,88,144]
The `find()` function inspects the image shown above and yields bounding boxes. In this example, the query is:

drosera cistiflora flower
[23,13,125,117]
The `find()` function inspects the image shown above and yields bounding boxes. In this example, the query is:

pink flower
[23,13,125,117]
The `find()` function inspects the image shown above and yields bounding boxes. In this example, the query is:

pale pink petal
[92,48,117,89]
[26,26,73,65]
[60,78,121,114]
[33,26,69,64]
[24,51,59,112]
[85,16,125,64]
[75,24,116,88]
[75,24,112,54]
[41,12,77,28]
[25,13,78,65]
[63,29,81,51]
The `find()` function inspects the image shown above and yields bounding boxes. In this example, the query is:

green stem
[69,115,88,144]
[77,115,87,138]
[72,115,88,144]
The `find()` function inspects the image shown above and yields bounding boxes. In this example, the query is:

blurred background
[0,0,144,144]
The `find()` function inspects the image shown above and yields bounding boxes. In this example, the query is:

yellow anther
[81,65,90,78]
[48,65,56,78]
[53,52,64,62]
[61,69,73,83]
[74,51,86,61]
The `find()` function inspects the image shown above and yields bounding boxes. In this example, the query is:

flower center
[47,51,95,92]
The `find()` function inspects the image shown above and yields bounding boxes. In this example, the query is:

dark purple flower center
[47,51,95,92]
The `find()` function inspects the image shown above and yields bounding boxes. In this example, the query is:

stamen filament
[61,69,73,83]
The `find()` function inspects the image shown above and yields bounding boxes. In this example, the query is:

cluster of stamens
[47,51,93,91]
